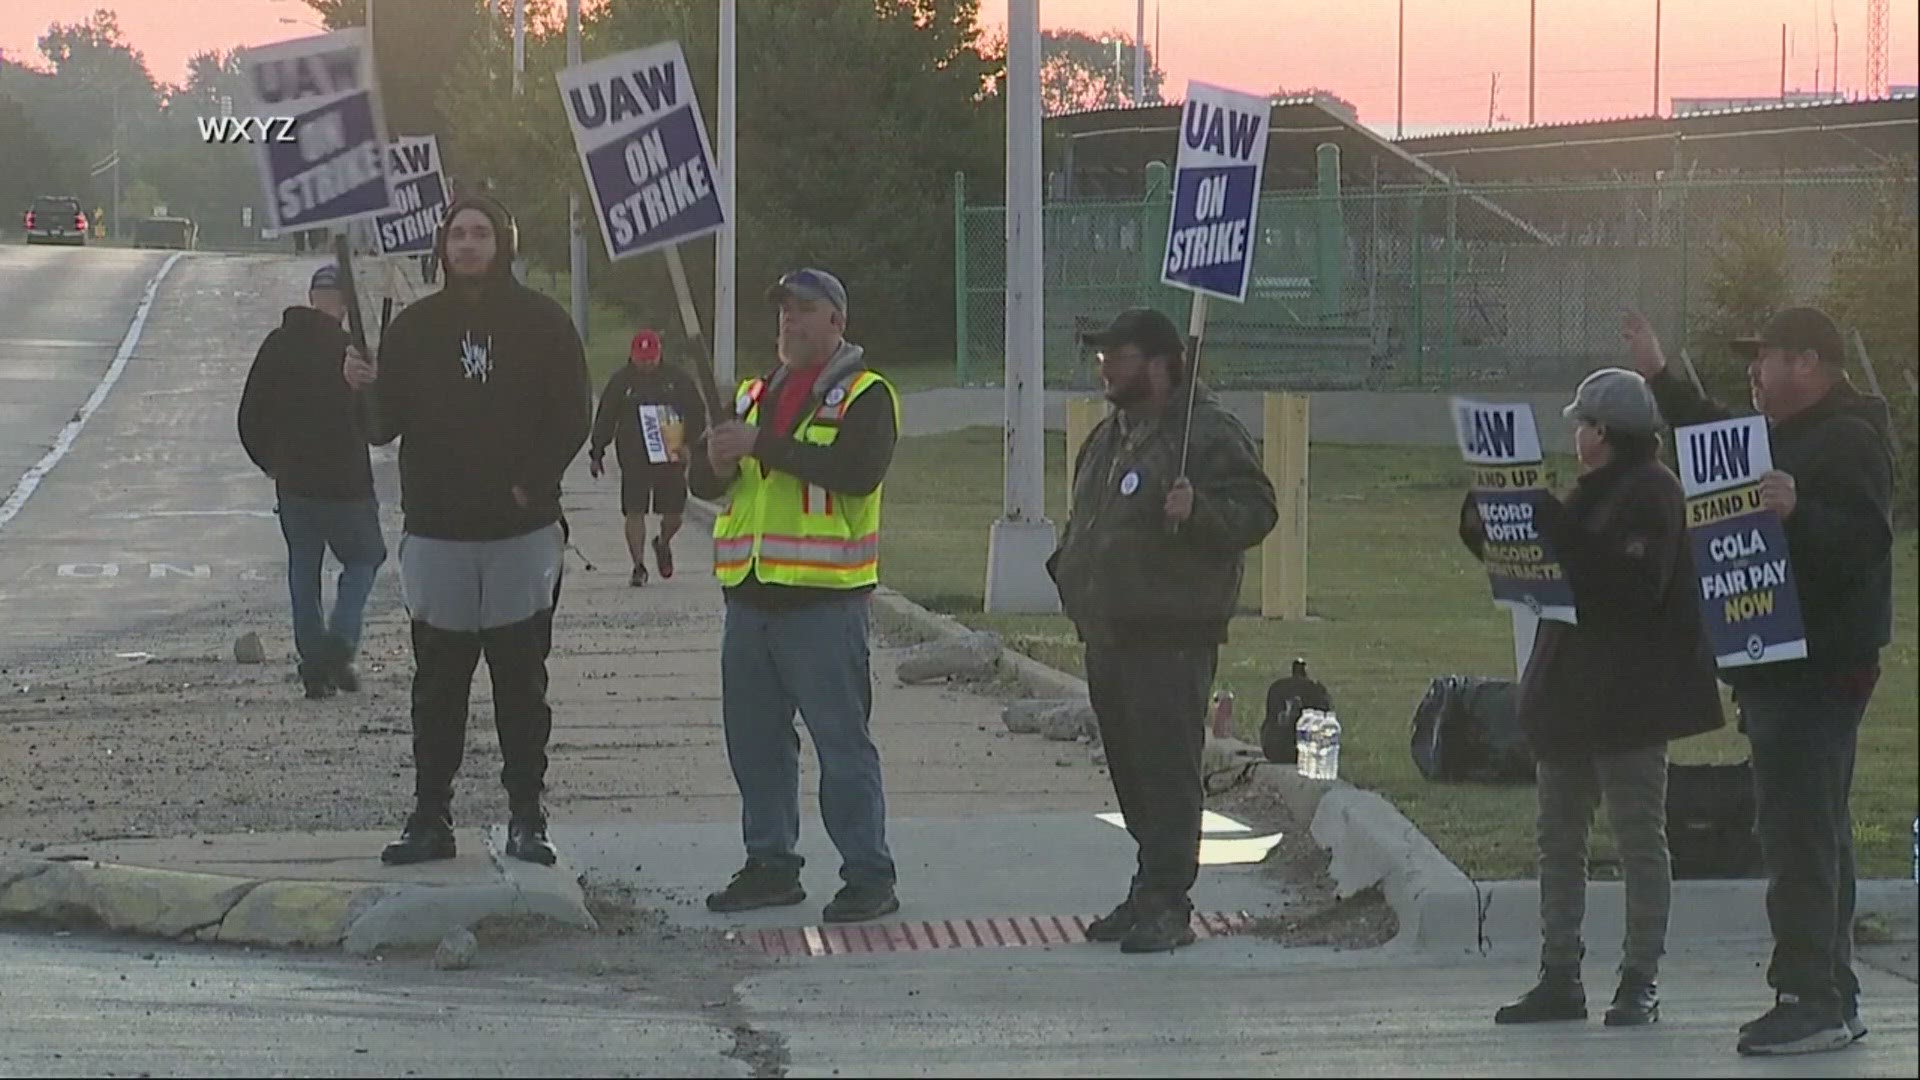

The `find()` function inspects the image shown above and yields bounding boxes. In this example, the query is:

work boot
[380,802,455,865]
[1085,896,1139,943]
[1494,967,1587,1024]
[505,800,557,866]
[1118,905,1197,954]
[325,636,361,693]
[821,883,900,924]
[705,860,806,913]
[1603,970,1659,1026]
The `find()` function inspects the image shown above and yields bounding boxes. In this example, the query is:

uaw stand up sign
[1676,417,1808,667]
[1453,399,1578,624]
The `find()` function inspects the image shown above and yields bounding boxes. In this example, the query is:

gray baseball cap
[1562,367,1661,435]
[767,268,848,317]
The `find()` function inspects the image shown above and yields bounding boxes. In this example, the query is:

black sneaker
[380,806,455,865]
[303,676,337,700]
[1494,969,1587,1024]
[652,535,674,579]
[706,862,805,913]
[1736,994,1851,1056]
[1085,897,1139,943]
[821,884,900,924]
[1738,1001,1865,1041]
[1603,971,1659,1027]
[1118,907,1196,954]
[505,804,557,866]
[324,635,360,692]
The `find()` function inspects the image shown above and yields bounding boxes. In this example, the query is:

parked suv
[23,196,88,246]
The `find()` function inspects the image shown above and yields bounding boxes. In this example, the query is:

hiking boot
[1736,994,1851,1056]
[380,804,455,865]
[303,676,337,700]
[505,802,557,866]
[1494,968,1586,1024]
[1118,907,1197,954]
[705,861,806,913]
[1085,897,1139,943]
[652,535,675,579]
[1603,971,1659,1027]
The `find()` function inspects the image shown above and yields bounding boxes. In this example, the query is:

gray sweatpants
[1536,744,1671,978]
[399,524,564,633]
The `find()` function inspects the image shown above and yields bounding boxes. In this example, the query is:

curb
[0,846,596,954]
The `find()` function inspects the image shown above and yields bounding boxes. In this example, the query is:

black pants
[1736,664,1878,1012]
[1085,643,1218,911]
[410,607,556,807]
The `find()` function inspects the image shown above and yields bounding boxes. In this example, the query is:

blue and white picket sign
[1676,417,1809,667]
[1160,81,1270,303]
[374,135,448,255]
[242,28,395,234]
[1453,398,1578,624]
[556,41,725,263]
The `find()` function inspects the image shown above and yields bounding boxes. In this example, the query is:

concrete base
[983,517,1061,615]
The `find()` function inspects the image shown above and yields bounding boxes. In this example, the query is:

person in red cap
[589,329,709,585]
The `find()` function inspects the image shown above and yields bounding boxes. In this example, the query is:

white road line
[0,252,186,533]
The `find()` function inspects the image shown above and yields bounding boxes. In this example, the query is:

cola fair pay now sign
[1676,417,1808,667]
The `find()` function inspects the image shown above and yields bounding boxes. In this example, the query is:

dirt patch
[1212,778,1401,952]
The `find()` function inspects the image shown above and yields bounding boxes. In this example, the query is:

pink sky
[5,0,1916,131]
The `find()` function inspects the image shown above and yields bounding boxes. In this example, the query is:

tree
[1688,211,1791,406]
[302,0,497,138]
[1040,29,1163,115]
[0,94,82,215]
[1272,86,1359,123]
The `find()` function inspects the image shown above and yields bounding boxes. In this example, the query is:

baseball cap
[1730,306,1846,365]
[1562,367,1661,435]
[1083,308,1184,360]
[309,264,340,291]
[629,328,663,364]
[767,268,848,316]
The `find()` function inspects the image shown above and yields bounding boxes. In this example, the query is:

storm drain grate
[749,912,1252,957]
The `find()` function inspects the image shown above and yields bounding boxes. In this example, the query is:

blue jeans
[721,594,894,888]
[1736,665,1879,1012]
[278,495,386,678]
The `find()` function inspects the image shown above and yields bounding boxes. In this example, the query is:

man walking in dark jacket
[588,328,709,586]
[239,265,387,700]
[1624,308,1895,1056]
[343,195,592,867]
[1047,308,1278,954]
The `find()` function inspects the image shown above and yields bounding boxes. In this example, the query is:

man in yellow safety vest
[689,268,903,924]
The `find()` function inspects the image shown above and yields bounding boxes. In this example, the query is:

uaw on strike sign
[241,29,394,234]
[557,41,725,262]
[1161,82,1270,302]
[1676,417,1808,667]
[1453,399,1577,623]
[374,135,449,255]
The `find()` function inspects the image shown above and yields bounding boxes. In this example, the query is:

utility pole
[1652,0,1663,115]
[1488,72,1501,127]
[1781,23,1788,99]
[1133,0,1146,105]
[512,0,525,97]
[1396,0,1406,139]
[984,0,1058,615]
[567,0,587,344]
[1528,0,1537,125]
[716,0,736,387]
[112,84,121,242]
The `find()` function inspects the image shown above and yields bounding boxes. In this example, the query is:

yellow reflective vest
[712,368,896,590]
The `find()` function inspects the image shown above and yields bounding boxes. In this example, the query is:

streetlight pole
[512,0,525,98]
[1652,0,1663,115]
[1396,0,1406,138]
[567,0,587,344]
[983,0,1058,615]
[1528,0,1537,126]
[716,0,737,388]
[1133,0,1146,105]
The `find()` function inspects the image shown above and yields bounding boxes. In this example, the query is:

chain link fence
[956,174,1917,394]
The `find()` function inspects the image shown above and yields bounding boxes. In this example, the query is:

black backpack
[1261,659,1334,764]
[1667,761,1764,878]
[1409,675,1535,782]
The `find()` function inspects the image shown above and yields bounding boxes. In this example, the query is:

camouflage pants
[1536,744,1671,978]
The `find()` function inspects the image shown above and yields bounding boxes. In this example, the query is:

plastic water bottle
[1296,709,1341,781]
[1295,709,1322,778]
[1317,709,1342,781]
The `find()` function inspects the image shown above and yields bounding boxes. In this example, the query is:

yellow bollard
[1262,392,1309,620]
[1064,397,1109,514]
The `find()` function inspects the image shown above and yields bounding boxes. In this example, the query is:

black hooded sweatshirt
[238,305,374,501]
[360,195,591,541]
[1647,368,1895,687]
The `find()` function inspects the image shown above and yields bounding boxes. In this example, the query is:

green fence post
[1315,143,1345,326]
[1142,161,1172,309]
[1675,173,1690,357]
[1411,191,1426,385]
[953,171,968,387]
[1444,181,1458,385]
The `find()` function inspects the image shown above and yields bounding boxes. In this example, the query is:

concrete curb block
[484,825,599,931]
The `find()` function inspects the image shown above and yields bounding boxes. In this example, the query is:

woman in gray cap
[1459,366,1723,1029]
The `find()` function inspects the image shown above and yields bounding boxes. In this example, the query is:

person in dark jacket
[1622,307,1894,1057]
[688,268,904,925]
[342,195,591,868]
[1046,308,1278,954]
[239,264,387,700]
[1460,367,1724,1029]
[588,328,709,586]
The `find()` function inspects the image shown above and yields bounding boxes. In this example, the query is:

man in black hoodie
[343,195,592,867]
[1624,307,1894,1057]
[239,264,387,700]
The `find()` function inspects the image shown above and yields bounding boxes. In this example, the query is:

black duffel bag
[1410,675,1535,782]
[1667,761,1764,878]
